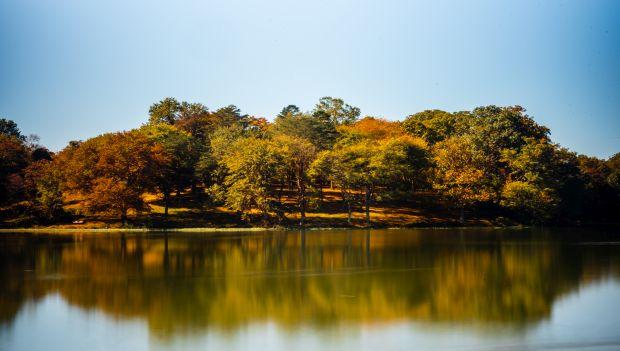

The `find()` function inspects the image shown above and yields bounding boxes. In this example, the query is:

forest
[1,97,619,228]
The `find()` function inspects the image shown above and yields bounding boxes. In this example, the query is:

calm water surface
[1,228,619,350]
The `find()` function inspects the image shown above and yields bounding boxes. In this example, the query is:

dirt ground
[1,188,508,229]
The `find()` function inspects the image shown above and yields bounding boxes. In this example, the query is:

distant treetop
[0,118,25,141]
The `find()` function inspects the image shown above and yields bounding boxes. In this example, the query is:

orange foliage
[339,116,405,140]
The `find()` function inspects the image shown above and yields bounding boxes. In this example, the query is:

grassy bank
[1,188,515,230]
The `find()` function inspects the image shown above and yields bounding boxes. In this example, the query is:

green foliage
[424,106,571,223]
[470,105,550,153]
[312,141,372,191]
[402,110,470,144]
[139,124,200,214]
[149,97,182,125]
[207,125,246,167]
[179,102,209,120]
[309,143,369,224]
[373,136,430,194]
[545,148,586,220]
[494,138,565,221]
[272,134,317,225]
[175,102,210,139]
[310,131,429,224]
[0,134,30,203]
[501,181,558,223]
[210,105,248,128]
[148,99,213,140]
[2,102,618,226]
[0,135,29,176]
[501,138,555,185]
[271,112,338,150]
[607,153,620,190]
[210,136,280,221]
[608,171,620,191]
[277,105,301,118]
[432,135,497,208]
[313,97,360,125]
[0,118,25,141]
[31,147,52,161]
[23,160,65,220]
[607,152,620,171]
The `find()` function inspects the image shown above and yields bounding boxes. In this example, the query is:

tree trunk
[299,194,306,227]
[163,192,170,217]
[121,210,127,225]
[364,185,371,227]
[278,180,284,203]
[347,199,352,225]
[288,173,294,192]
[459,206,465,224]
[262,209,269,226]
[298,188,306,227]
[297,168,306,228]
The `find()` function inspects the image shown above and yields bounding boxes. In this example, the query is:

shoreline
[0,225,529,233]
[1,222,616,234]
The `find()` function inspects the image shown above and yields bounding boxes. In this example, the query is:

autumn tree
[341,117,431,194]
[372,135,430,196]
[577,154,620,221]
[200,121,267,189]
[498,138,560,221]
[175,102,210,139]
[470,106,550,151]
[139,124,200,216]
[607,153,620,191]
[210,105,248,129]
[2,101,618,227]
[313,97,360,125]
[0,132,30,203]
[23,160,65,220]
[606,154,620,218]
[402,110,472,145]
[149,97,182,125]
[60,131,165,223]
[273,134,317,226]
[311,132,427,226]
[433,135,497,223]
[210,136,280,223]
[271,112,338,150]
[277,105,302,118]
[310,147,360,225]
[0,118,26,141]
[31,147,53,161]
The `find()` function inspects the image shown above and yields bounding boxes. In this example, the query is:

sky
[0,0,618,158]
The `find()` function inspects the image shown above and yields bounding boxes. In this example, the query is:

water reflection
[1,228,619,337]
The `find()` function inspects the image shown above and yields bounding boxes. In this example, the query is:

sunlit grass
[2,187,500,230]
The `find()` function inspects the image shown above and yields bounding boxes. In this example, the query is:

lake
[1,228,619,350]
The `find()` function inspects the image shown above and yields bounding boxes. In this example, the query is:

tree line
[1,97,619,226]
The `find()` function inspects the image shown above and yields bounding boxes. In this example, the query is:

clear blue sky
[1,0,618,158]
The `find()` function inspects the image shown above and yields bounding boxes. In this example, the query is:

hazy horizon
[1,0,618,158]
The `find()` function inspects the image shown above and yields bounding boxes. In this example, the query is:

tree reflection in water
[1,228,619,337]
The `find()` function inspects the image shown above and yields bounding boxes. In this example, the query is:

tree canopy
[1,99,617,227]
